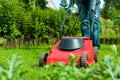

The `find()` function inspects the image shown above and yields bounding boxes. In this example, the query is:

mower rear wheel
[80,53,88,68]
[94,49,98,62]
[39,53,48,66]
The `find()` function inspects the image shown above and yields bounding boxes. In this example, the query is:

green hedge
[0,0,80,40]
[0,0,120,42]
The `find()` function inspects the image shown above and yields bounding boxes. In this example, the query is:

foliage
[102,0,120,19]
[0,0,24,39]
[21,0,47,9]
[37,0,48,9]
[60,0,68,9]
[114,0,120,9]
[113,15,120,26]
[96,55,120,80]
[104,0,120,10]
[0,54,24,80]
[111,44,118,56]
[0,44,120,79]
[0,38,5,44]
[0,0,80,41]
[100,18,118,39]
[0,0,120,42]
[39,55,120,80]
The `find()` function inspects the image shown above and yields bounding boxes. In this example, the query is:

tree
[21,0,48,9]
[60,0,68,9]
[37,0,48,9]
[102,0,120,19]
[0,0,25,38]
[113,0,120,9]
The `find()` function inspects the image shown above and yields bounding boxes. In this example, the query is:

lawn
[0,44,120,80]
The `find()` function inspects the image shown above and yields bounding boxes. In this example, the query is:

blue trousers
[76,0,100,49]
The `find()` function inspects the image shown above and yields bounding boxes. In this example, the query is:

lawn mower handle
[60,0,74,39]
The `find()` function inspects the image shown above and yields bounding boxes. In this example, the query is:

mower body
[39,0,100,67]
[46,36,95,66]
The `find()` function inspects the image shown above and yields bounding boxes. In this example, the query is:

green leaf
[69,54,77,66]
[1,75,6,80]
[57,62,65,67]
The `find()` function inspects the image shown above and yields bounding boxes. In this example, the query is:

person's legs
[89,0,100,62]
[76,0,100,49]
[89,0,100,49]
[76,0,90,37]
[76,0,100,62]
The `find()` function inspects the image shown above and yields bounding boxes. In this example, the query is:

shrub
[0,54,24,80]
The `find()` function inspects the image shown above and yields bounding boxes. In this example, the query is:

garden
[0,44,120,80]
[0,0,120,80]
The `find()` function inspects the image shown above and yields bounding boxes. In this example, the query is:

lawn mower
[39,0,100,67]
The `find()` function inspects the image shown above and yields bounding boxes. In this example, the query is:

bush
[0,0,25,39]
[0,0,119,43]
[0,0,80,41]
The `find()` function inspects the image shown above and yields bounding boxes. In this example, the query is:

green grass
[0,44,120,79]
[99,44,120,63]
[0,45,52,79]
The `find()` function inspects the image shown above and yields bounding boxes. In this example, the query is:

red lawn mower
[39,0,99,67]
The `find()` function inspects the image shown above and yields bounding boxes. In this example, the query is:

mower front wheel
[80,53,88,68]
[39,53,48,66]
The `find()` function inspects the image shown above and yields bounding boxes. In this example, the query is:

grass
[99,44,120,62]
[0,45,52,79]
[0,44,120,79]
